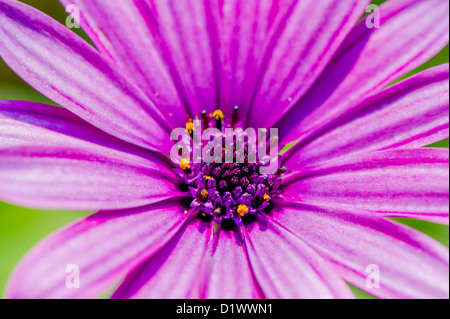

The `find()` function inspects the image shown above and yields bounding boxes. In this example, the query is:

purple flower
[0,0,449,299]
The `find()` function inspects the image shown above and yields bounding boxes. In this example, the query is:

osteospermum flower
[0,0,449,299]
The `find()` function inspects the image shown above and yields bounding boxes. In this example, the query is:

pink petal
[283,64,449,167]
[112,218,211,299]
[113,221,262,299]
[0,146,181,210]
[0,100,171,167]
[131,0,220,117]
[277,0,449,144]
[283,149,449,224]
[59,0,187,126]
[6,200,190,299]
[211,0,295,116]
[244,214,354,298]
[247,0,370,128]
[0,0,171,152]
[201,229,262,299]
[272,202,449,298]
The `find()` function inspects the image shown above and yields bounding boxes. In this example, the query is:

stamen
[200,188,209,198]
[213,110,224,120]
[237,204,248,217]
[232,105,239,127]
[180,158,190,171]
[185,121,194,134]
[213,110,223,131]
[263,193,271,202]
[276,166,287,175]
[201,110,209,129]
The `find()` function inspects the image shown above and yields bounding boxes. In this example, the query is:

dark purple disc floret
[174,109,285,231]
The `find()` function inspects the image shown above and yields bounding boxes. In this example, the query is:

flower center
[174,108,285,232]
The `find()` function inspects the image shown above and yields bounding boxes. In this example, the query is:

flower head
[0,0,449,299]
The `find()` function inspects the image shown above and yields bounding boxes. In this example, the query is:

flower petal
[113,221,262,299]
[272,202,449,298]
[59,0,187,126]
[244,214,354,298]
[0,100,171,167]
[0,146,181,210]
[211,0,295,116]
[283,149,449,224]
[112,218,210,299]
[283,64,449,167]
[247,0,370,128]
[0,0,171,152]
[277,0,449,144]
[6,200,190,299]
[201,229,262,299]
[129,0,220,117]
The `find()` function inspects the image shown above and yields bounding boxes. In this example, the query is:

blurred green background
[0,0,448,299]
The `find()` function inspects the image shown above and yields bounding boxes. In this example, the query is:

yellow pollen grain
[213,110,224,120]
[180,158,190,170]
[204,175,211,180]
[200,189,209,198]
[185,121,194,134]
[237,204,248,217]
[263,193,271,202]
